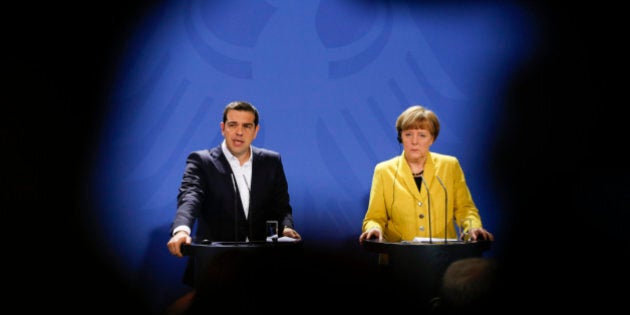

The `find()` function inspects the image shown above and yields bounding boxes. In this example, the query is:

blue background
[86,1,534,311]
[6,0,629,314]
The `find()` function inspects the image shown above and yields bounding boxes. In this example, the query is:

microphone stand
[231,173,238,242]
[436,176,447,243]
[420,176,432,244]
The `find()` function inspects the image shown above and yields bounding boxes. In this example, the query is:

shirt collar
[221,140,253,166]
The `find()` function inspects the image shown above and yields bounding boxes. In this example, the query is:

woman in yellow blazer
[359,105,494,243]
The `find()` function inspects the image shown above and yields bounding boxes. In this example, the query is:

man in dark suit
[166,101,301,286]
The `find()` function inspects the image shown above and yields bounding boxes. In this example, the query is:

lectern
[362,239,491,304]
[182,240,303,289]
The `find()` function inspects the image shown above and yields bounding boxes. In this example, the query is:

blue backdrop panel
[86,0,536,311]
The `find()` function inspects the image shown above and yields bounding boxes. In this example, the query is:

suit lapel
[207,146,232,176]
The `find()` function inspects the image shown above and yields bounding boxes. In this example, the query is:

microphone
[436,175,448,243]
[242,174,251,216]
[231,172,238,241]
[420,175,432,244]
[242,174,252,240]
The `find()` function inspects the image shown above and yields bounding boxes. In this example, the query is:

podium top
[361,238,491,253]
[181,239,303,256]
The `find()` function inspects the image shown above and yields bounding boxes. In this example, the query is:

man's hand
[282,227,301,240]
[167,231,192,257]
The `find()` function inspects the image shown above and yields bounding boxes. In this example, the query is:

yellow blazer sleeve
[362,162,388,234]
[435,154,483,234]
[362,155,413,242]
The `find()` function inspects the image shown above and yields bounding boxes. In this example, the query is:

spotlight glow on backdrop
[87,0,537,311]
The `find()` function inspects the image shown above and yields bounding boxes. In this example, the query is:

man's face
[220,109,259,159]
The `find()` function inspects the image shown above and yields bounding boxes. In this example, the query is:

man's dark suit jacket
[171,145,295,241]
[170,145,296,286]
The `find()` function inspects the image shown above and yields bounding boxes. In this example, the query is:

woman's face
[401,127,434,161]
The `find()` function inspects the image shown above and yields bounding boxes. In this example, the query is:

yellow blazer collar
[397,151,436,199]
